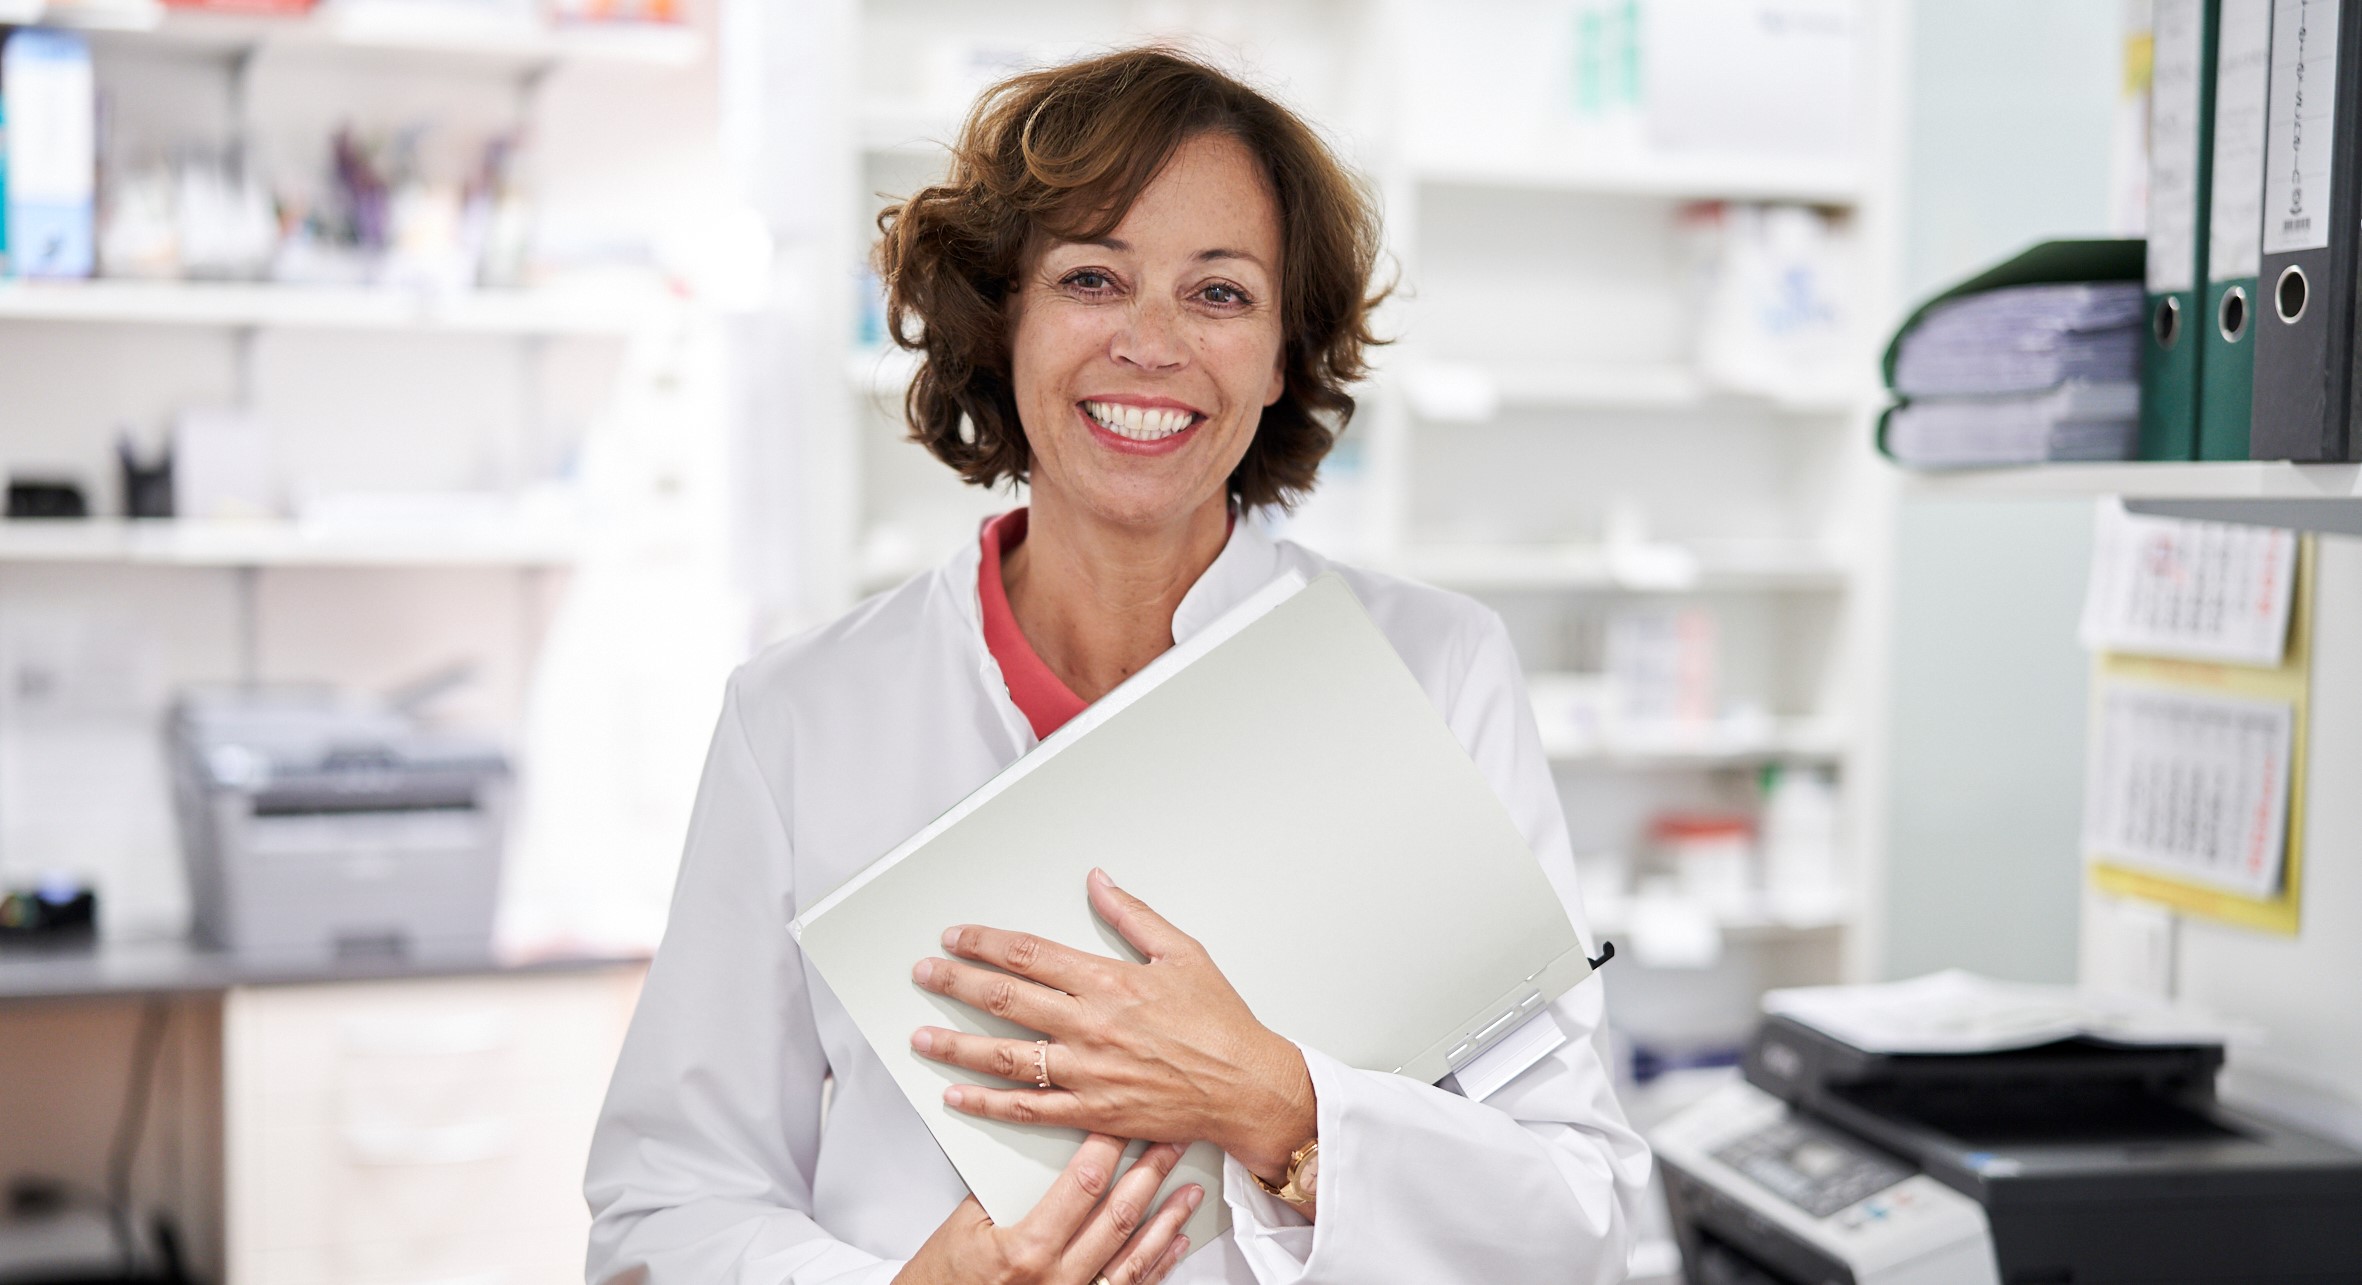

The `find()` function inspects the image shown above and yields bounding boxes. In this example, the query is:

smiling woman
[584,45,1649,1285]
[876,51,1382,516]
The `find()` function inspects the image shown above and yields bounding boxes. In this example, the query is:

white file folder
[790,571,1602,1254]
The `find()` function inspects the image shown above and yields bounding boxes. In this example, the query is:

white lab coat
[584,516,1652,1284]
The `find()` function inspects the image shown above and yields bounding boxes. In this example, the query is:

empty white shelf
[0,519,581,568]
[0,280,663,335]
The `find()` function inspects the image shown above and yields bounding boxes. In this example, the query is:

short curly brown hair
[872,47,1387,510]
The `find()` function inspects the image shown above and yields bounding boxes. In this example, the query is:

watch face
[1294,1147,1320,1200]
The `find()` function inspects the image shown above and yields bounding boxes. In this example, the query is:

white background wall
[1878,0,2123,983]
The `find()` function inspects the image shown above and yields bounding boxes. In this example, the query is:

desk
[0,939,646,1285]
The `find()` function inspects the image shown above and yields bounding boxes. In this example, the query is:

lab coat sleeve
[1221,611,1653,1285]
[584,672,907,1285]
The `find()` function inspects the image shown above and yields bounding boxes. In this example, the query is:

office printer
[168,686,510,960]
[1654,1012,2362,1283]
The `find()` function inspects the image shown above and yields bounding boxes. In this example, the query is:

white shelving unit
[0,5,724,1278]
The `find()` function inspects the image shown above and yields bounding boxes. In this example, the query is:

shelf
[43,1,702,70]
[1582,891,1851,940]
[1410,153,1863,206]
[1899,460,2362,499]
[1400,360,1866,420]
[1538,720,1848,767]
[0,519,580,568]
[1902,461,2362,535]
[1389,542,1850,593]
[0,279,664,335]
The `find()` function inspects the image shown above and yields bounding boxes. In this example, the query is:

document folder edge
[789,569,1311,939]
[2141,0,2218,462]
[790,570,1600,1245]
[2253,0,2362,461]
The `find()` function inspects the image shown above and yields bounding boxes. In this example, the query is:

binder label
[2212,0,2276,280]
[2265,0,2341,254]
[2149,0,2209,293]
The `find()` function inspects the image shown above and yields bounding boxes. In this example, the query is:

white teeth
[1082,401,1197,441]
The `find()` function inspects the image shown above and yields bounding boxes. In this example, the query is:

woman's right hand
[894,1135,1200,1285]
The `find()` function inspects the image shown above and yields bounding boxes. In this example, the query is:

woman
[585,48,1649,1285]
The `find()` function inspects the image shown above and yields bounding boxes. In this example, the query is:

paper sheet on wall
[2080,501,2298,665]
[2084,682,2293,899]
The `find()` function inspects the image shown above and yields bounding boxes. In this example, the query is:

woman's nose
[1110,296,1189,371]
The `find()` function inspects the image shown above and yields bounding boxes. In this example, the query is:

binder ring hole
[2154,296,2181,348]
[2277,265,2309,324]
[2220,286,2248,342]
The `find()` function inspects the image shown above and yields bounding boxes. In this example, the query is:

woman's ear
[1264,345,1287,407]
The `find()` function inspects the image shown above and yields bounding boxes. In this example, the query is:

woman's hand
[909,869,1318,1186]
[895,1134,1197,1285]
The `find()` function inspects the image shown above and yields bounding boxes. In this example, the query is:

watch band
[1250,1136,1320,1207]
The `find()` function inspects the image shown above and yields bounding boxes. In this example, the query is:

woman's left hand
[910,868,1316,1185]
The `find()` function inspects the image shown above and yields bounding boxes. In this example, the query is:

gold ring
[1033,1039,1053,1089]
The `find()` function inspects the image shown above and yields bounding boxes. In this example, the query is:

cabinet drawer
[230,970,639,1103]
[225,967,643,1277]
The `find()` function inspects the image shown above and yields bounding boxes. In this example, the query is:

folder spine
[2144,0,2220,461]
[2254,0,2362,460]
[2201,0,2275,460]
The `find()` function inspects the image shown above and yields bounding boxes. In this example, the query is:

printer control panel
[1654,1082,2002,1285]
[1713,1118,1913,1218]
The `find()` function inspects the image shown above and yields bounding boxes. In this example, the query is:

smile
[1080,399,1203,443]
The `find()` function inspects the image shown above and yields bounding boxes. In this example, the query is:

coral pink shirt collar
[976,506,1239,740]
[977,509,1090,739]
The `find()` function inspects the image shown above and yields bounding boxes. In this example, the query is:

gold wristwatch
[1250,1137,1320,1208]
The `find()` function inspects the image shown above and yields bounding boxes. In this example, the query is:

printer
[1654,1008,2362,1283]
[168,686,511,960]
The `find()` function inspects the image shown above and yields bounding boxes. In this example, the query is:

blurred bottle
[1564,0,1645,155]
[1759,762,1843,919]
[1683,201,1854,398]
[1604,605,1716,734]
[1651,812,1755,916]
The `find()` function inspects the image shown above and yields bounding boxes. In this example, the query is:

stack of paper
[1892,284,2145,395]
[1762,970,2230,1055]
[1884,282,2144,468]
[1885,381,2141,467]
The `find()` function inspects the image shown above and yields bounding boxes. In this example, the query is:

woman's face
[1008,131,1287,532]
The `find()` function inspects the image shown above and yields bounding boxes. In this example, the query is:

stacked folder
[1879,0,2362,465]
[1878,242,2148,469]
[2130,0,2358,461]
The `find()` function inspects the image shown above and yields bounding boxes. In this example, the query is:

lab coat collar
[1171,511,1285,645]
[936,506,1286,645]
[933,507,1289,747]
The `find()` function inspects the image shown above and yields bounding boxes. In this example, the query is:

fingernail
[1185,1184,1204,1210]
[943,1086,965,1108]
[910,1029,934,1053]
[1089,867,1112,889]
[1176,1235,1190,1254]
[912,959,935,984]
[942,926,962,950]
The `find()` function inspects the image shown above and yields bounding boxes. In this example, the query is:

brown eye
[1202,283,1248,306]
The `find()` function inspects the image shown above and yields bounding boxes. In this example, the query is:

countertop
[0,935,648,1002]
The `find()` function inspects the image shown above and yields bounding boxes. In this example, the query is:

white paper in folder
[790,572,1602,1256]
